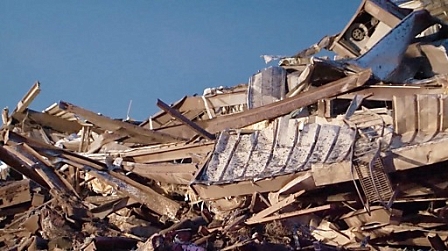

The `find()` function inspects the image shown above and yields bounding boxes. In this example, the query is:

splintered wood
[4,2,448,250]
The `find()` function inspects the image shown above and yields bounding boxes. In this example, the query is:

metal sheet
[247,66,286,109]
[195,118,355,185]
[353,10,439,82]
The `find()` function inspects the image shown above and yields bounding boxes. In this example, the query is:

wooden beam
[82,165,181,219]
[157,99,215,140]
[205,70,371,133]
[4,130,107,172]
[157,70,372,137]
[15,82,41,114]
[120,141,214,163]
[59,101,186,144]
[12,108,82,134]
[122,162,197,184]
[145,91,247,129]
[245,190,305,225]
[4,131,182,219]
[2,108,9,125]
[245,204,334,224]
[0,145,49,189]
[8,144,78,197]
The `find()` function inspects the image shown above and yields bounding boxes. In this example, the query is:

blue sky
[0,1,359,120]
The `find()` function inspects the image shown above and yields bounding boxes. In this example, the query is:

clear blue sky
[0,1,359,120]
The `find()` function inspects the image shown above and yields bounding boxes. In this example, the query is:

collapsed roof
[3,0,448,250]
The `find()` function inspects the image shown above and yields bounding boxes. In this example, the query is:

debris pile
[3,0,448,250]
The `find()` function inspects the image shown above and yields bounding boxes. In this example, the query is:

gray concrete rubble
[3,0,448,250]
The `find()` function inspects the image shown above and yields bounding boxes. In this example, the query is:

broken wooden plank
[120,141,214,163]
[143,89,247,129]
[12,108,82,134]
[122,162,197,185]
[246,204,335,224]
[19,143,79,196]
[5,130,107,171]
[14,82,41,114]
[82,166,181,219]
[157,99,215,140]
[344,94,368,119]
[59,101,186,144]
[2,108,9,125]
[5,144,78,197]
[245,190,305,225]
[205,70,371,133]
[0,145,49,189]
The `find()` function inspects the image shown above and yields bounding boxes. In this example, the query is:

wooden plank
[157,99,215,140]
[59,101,185,144]
[8,144,78,197]
[0,145,49,189]
[122,162,197,185]
[15,82,41,114]
[344,94,367,119]
[245,190,305,225]
[82,166,181,219]
[20,143,78,196]
[205,70,371,134]
[4,133,182,219]
[143,91,247,129]
[12,109,82,134]
[2,108,9,125]
[4,130,107,172]
[122,141,214,164]
[246,204,334,224]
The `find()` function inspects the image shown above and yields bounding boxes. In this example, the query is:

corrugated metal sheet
[197,117,356,185]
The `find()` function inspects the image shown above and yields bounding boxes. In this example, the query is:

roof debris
[3,0,448,250]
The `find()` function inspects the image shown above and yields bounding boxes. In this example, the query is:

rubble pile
[4,0,448,250]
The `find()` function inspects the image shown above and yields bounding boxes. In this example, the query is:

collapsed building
[2,0,448,250]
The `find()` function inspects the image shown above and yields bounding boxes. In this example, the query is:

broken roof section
[4,0,448,250]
